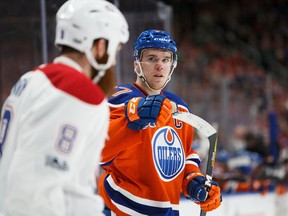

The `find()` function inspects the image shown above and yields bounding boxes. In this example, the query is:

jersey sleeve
[182,115,202,175]
[100,105,143,166]
[162,90,201,174]
[100,84,143,166]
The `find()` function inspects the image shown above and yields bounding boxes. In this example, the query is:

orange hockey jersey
[98,83,201,216]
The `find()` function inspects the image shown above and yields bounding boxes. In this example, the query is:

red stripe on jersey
[34,63,105,105]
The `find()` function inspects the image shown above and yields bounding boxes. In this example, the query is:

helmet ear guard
[55,0,129,82]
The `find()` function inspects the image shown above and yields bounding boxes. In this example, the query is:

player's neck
[135,80,161,95]
[62,53,91,78]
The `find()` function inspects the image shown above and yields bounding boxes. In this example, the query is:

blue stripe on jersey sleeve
[186,153,201,168]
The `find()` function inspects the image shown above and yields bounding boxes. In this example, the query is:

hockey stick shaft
[172,112,218,216]
[199,133,218,216]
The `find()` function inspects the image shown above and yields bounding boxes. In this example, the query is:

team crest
[152,126,184,182]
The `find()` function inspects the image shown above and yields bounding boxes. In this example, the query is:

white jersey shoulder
[0,64,107,216]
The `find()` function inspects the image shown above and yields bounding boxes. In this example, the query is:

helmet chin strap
[86,49,110,83]
[134,60,176,92]
[86,42,118,84]
[92,69,105,83]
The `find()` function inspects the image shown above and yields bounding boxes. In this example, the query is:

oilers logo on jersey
[152,126,185,182]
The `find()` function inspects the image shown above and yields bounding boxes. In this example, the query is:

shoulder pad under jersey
[108,84,143,105]
[162,90,191,112]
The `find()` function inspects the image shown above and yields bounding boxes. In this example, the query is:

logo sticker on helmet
[152,126,184,182]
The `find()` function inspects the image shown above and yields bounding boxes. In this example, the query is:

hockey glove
[199,182,222,212]
[124,94,172,130]
[182,172,222,212]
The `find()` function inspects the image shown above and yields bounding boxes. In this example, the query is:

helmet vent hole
[61,30,65,39]
[73,38,82,44]
[72,24,81,29]
[89,10,100,15]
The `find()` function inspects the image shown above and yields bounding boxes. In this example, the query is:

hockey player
[0,0,129,215]
[98,29,222,215]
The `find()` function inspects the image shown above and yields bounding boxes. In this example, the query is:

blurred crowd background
[1,0,288,195]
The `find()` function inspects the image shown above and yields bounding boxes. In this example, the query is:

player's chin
[150,82,165,90]
[156,79,166,85]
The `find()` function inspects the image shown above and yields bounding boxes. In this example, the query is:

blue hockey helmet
[133,29,177,67]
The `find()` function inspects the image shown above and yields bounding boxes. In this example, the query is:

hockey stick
[172,112,218,216]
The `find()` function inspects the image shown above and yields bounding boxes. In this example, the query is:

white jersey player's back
[0,57,107,216]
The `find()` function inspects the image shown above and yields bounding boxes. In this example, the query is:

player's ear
[134,61,140,72]
[92,39,107,59]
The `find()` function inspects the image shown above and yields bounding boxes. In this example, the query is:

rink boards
[180,192,288,216]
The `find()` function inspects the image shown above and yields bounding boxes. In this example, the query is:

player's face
[138,49,173,91]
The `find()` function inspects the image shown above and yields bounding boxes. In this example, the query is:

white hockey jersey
[0,57,107,216]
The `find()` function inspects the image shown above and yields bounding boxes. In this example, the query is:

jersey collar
[53,56,83,73]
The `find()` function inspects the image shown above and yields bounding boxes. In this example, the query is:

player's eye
[147,56,158,63]
[162,58,172,64]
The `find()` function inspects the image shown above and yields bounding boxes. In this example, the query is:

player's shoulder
[34,63,105,105]
[108,84,142,105]
[162,90,190,112]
